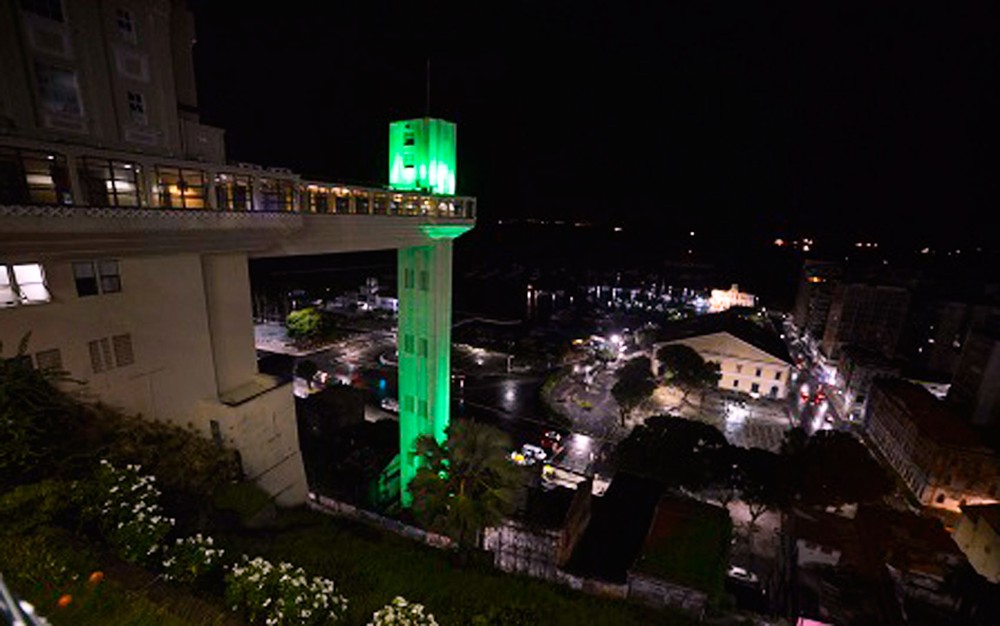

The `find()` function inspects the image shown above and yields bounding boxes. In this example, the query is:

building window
[258,178,295,212]
[88,338,112,373]
[127,91,146,125]
[775,371,782,380]
[21,0,64,22]
[732,380,739,388]
[156,166,206,209]
[736,364,742,374]
[116,7,135,42]
[418,399,428,418]
[755,368,762,377]
[418,270,429,291]
[418,338,428,357]
[403,395,415,413]
[770,385,779,398]
[35,63,82,116]
[403,334,414,354]
[0,147,73,205]
[73,260,121,296]
[403,268,414,289]
[88,333,133,373]
[78,157,145,207]
[112,333,134,366]
[215,173,253,211]
[751,382,760,393]
[1,264,51,306]
[35,348,62,371]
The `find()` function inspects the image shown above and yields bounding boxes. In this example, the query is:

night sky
[190,1,998,249]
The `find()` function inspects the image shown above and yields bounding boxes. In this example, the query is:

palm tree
[409,420,523,549]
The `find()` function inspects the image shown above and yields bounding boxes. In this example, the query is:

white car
[727,565,759,584]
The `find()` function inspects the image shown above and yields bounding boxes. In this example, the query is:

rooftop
[656,311,793,364]
[630,496,731,593]
[873,379,986,449]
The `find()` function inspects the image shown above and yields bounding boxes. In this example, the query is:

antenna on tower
[425,57,431,118]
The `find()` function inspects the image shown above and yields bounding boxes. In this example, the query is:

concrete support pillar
[201,252,258,395]
[397,225,470,506]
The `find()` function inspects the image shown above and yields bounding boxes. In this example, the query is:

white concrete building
[654,313,794,399]
[1,0,475,505]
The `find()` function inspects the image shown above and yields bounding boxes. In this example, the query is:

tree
[409,420,523,549]
[285,307,323,341]
[790,430,892,506]
[0,334,82,488]
[611,356,656,426]
[616,414,729,491]
[655,344,721,403]
[732,447,788,529]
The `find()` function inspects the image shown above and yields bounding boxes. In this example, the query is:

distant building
[948,330,1000,426]
[839,346,900,421]
[865,379,1000,511]
[821,282,910,362]
[952,504,1000,583]
[708,284,755,313]
[792,260,842,342]
[654,313,794,399]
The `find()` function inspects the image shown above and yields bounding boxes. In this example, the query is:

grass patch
[216,507,694,625]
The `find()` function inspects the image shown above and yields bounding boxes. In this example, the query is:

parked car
[727,565,759,585]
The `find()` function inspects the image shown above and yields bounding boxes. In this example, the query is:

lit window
[0,266,18,307]
[127,91,146,125]
[78,157,145,207]
[2,264,51,305]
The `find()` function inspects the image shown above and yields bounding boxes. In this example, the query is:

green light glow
[389,118,457,195]
[421,224,472,240]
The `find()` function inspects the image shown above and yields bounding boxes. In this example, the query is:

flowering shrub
[85,459,174,564]
[369,597,439,626]
[162,533,224,583]
[225,556,348,625]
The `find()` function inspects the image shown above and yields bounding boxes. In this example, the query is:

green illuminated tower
[391,118,468,506]
[389,118,457,195]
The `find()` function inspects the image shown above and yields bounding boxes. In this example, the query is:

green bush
[79,459,175,565]
[286,307,324,341]
[0,479,75,535]
[162,534,226,584]
[224,555,348,625]
[0,336,84,488]
[213,481,273,525]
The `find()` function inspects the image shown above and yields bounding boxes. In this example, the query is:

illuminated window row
[1,144,476,217]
